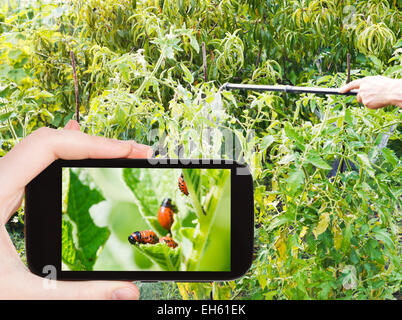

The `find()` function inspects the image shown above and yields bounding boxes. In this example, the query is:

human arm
[339,76,402,109]
[0,120,151,299]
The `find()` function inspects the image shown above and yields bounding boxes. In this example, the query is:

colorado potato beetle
[158,198,175,231]
[178,174,189,196]
[159,236,178,248]
[128,230,159,245]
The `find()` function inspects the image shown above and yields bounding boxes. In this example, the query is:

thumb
[21,274,140,300]
[339,79,362,93]
[46,280,140,300]
[0,229,140,300]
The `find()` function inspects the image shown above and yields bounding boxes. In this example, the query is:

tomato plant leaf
[306,150,332,170]
[189,35,200,53]
[135,243,181,271]
[341,265,358,290]
[286,168,305,194]
[0,111,16,122]
[381,147,398,167]
[313,212,330,239]
[122,168,170,236]
[373,228,395,250]
[261,135,275,151]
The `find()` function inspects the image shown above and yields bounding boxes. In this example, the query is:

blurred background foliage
[61,167,231,272]
[1,0,401,299]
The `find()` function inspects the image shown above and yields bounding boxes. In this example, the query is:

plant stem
[186,170,230,271]
[135,52,165,99]
[70,51,80,123]
[202,42,207,82]
[121,52,165,131]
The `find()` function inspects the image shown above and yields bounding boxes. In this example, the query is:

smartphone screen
[26,158,252,281]
[61,167,231,272]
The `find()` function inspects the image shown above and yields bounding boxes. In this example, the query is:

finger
[64,120,81,131]
[0,128,149,195]
[339,79,363,93]
[127,141,153,158]
[64,120,152,158]
[366,102,381,110]
[62,120,151,157]
[356,92,363,104]
[62,121,151,157]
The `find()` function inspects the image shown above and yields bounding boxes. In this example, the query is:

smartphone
[25,158,254,281]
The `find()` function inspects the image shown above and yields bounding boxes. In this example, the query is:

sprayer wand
[221,83,358,96]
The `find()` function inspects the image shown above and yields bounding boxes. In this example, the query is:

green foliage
[61,167,230,272]
[2,0,401,299]
[122,168,231,271]
[182,168,231,272]
[138,243,182,271]
[245,99,401,300]
[62,169,110,270]
[5,215,26,265]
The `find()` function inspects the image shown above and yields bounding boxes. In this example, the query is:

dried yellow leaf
[177,283,189,300]
[313,212,330,239]
[299,226,308,242]
[274,230,287,260]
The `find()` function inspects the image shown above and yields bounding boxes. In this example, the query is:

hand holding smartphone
[0,122,150,299]
[25,158,254,281]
